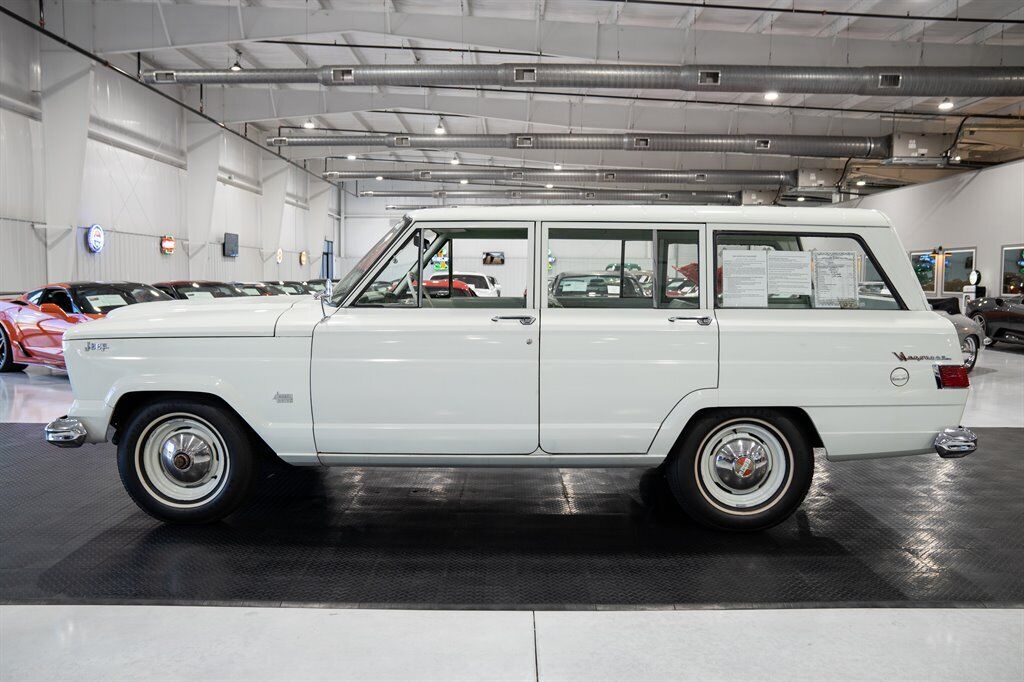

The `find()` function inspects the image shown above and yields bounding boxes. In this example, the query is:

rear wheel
[0,326,28,373]
[665,409,814,531]
[117,399,255,523]
[961,335,979,372]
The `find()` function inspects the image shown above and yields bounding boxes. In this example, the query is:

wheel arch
[664,406,824,463]
[109,390,276,458]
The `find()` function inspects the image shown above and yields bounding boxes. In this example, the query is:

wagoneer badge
[892,352,952,362]
[273,392,293,404]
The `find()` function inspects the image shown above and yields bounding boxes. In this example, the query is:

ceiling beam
[889,0,973,43]
[77,2,1023,66]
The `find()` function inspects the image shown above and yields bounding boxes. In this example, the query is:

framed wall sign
[160,235,176,254]
[299,250,309,266]
[482,251,505,265]
[275,247,284,264]
[85,224,105,253]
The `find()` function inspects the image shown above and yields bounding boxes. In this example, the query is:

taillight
[934,364,970,389]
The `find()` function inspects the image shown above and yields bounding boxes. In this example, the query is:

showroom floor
[1,346,1022,680]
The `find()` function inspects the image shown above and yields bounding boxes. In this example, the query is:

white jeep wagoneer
[47,206,977,530]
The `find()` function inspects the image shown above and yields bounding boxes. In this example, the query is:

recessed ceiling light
[460,179,469,184]
[229,53,242,71]
[375,176,384,181]
[856,180,866,187]
[953,155,962,162]
[450,156,460,165]
[938,98,954,111]
[545,184,554,189]
[553,164,562,171]
[434,117,446,134]
[764,91,779,102]
[346,154,356,160]
[302,119,315,129]
[796,196,806,202]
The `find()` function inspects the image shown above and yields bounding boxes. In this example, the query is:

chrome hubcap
[138,415,229,506]
[159,432,215,486]
[697,420,791,512]
[713,437,771,491]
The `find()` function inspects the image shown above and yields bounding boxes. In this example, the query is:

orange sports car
[0,282,171,372]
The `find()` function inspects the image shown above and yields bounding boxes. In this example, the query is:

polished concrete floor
[2,346,1022,681]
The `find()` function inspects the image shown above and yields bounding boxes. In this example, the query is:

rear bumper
[934,426,977,458]
[44,416,87,448]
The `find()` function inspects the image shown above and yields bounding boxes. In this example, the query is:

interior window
[716,232,901,310]
[26,290,44,306]
[941,249,974,295]
[657,231,701,309]
[1002,245,1024,296]
[909,251,937,293]
[353,233,421,307]
[547,228,653,309]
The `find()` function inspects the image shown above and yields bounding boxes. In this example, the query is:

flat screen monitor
[223,232,239,257]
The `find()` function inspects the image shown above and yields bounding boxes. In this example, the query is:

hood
[63,296,302,341]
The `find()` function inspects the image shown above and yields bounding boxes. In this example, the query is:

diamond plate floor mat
[1,423,1021,609]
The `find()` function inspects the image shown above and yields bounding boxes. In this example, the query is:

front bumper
[44,416,87,448]
[934,426,978,458]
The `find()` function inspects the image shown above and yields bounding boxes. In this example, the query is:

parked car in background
[303,279,335,294]
[428,272,501,297]
[966,295,1024,347]
[0,282,170,372]
[928,297,984,372]
[232,282,284,296]
[153,281,246,300]
[262,280,313,295]
[550,272,646,300]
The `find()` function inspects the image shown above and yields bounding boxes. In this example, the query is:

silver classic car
[929,297,984,372]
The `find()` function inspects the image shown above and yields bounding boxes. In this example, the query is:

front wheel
[117,399,255,523]
[665,410,814,531]
[0,326,28,373]
[972,315,994,346]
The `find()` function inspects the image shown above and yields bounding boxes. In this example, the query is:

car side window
[25,290,44,306]
[353,226,529,309]
[715,232,902,310]
[43,288,77,314]
[657,230,701,309]
[547,228,653,309]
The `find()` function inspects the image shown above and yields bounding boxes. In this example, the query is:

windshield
[331,217,410,305]
[72,283,172,314]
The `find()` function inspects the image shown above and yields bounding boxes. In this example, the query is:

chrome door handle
[668,315,713,326]
[491,315,536,325]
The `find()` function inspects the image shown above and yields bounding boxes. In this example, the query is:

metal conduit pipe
[325,168,798,185]
[360,189,742,204]
[144,64,1024,97]
[270,133,891,158]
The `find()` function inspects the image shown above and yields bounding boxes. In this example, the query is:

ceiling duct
[271,133,890,159]
[143,64,1024,97]
[325,168,797,186]
[359,189,742,204]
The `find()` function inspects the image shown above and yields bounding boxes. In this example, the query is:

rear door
[539,223,719,454]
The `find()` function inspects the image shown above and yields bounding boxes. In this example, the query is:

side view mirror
[995,298,1005,307]
[39,303,71,319]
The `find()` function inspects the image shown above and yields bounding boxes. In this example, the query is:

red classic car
[0,282,170,372]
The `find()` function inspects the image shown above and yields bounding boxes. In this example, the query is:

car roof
[405,205,891,228]
[36,281,149,289]
[556,272,641,279]
[152,280,231,286]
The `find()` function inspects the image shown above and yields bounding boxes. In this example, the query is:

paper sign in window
[813,251,859,309]
[722,250,768,307]
[768,251,812,297]
[85,294,128,308]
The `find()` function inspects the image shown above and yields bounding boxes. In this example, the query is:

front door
[539,223,719,454]
[311,221,539,454]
